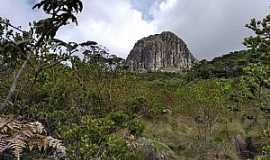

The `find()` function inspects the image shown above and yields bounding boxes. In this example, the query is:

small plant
[0,115,66,160]
[128,97,148,116]
[127,119,144,137]
[256,145,270,160]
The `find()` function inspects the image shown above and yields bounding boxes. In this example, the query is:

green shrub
[127,119,144,137]
[128,97,148,115]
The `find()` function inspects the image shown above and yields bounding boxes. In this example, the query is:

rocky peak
[126,31,197,72]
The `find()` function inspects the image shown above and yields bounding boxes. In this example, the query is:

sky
[0,0,269,60]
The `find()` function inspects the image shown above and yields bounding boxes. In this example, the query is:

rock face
[126,31,197,72]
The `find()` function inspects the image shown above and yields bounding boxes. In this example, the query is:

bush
[127,119,144,137]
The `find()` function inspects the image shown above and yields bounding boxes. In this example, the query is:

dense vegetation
[0,1,269,160]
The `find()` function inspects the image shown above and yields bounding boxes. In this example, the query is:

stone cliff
[126,31,197,72]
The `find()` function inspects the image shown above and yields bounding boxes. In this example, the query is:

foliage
[33,0,83,39]
[243,63,270,102]
[257,144,270,160]
[244,14,270,63]
[59,114,143,160]
[188,50,254,80]
[0,115,66,160]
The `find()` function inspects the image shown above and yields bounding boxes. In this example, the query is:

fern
[0,115,66,160]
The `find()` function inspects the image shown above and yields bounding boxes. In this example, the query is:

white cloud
[0,0,41,27]
[151,0,269,59]
[57,0,155,58]
[159,0,177,11]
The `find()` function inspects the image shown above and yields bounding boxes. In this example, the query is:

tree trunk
[0,53,31,112]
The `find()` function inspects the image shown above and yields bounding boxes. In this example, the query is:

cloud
[57,0,155,58]
[0,0,269,59]
[151,0,270,59]
[0,0,41,27]
[131,0,157,21]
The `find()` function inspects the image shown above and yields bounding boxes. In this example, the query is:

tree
[0,0,83,111]
[243,13,270,110]
[0,0,84,159]
[243,14,270,159]
[243,14,270,64]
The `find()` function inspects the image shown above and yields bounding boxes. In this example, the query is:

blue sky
[131,0,159,21]
[26,0,35,5]
[0,0,269,59]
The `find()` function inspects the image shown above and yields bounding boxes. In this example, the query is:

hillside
[0,0,270,160]
[189,50,253,79]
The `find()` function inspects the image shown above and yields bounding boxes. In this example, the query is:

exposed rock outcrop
[126,31,197,72]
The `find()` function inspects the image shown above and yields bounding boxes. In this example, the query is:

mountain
[126,31,197,72]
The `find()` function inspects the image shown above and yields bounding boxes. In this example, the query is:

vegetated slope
[1,60,269,159]
[189,50,255,79]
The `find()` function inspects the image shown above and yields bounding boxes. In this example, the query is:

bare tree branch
[6,53,31,100]
[0,52,31,112]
